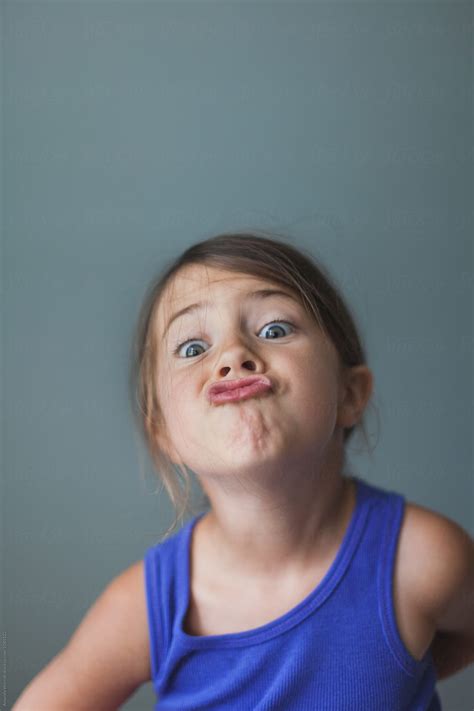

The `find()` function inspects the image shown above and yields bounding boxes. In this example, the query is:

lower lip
[210,382,272,404]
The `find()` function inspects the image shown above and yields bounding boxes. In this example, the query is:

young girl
[14,232,474,710]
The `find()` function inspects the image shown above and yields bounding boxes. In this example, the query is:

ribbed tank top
[144,475,442,710]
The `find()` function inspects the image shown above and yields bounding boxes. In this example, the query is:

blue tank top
[144,475,442,710]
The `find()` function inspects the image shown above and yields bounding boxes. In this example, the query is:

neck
[197,452,356,582]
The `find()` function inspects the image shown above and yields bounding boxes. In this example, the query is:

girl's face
[154,263,349,482]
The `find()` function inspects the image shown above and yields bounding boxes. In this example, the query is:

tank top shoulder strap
[144,522,193,686]
[354,476,435,676]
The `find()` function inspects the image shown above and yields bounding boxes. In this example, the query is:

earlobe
[337,365,373,428]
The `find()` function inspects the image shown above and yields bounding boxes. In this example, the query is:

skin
[153,263,374,585]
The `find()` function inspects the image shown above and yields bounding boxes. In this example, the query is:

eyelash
[172,317,295,358]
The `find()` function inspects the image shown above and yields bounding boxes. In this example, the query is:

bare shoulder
[396,501,474,635]
[102,558,151,680]
[62,558,151,690]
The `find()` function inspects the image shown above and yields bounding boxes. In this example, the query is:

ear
[336,365,373,429]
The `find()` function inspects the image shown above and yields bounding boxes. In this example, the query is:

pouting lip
[207,375,273,401]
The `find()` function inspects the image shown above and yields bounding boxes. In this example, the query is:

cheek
[158,370,198,426]
[291,360,339,418]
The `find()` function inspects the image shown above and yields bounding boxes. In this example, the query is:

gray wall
[2,2,472,709]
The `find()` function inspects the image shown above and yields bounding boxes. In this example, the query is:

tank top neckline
[176,474,372,648]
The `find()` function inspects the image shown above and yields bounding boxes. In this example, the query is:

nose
[213,338,261,378]
[218,360,256,378]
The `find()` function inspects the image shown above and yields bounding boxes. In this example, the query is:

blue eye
[259,320,292,340]
[173,318,294,359]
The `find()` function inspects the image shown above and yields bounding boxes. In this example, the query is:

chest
[183,511,436,663]
[183,568,329,638]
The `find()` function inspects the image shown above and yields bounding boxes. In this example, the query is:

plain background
[2,1,472,709]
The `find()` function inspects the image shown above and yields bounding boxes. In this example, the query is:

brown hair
[129,230,379,539]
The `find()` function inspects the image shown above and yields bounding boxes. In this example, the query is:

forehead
[159,264,302,316]
[163,264,288,304]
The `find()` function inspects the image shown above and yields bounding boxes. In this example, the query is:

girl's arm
[12,560,151,711]
[410,508,474,681]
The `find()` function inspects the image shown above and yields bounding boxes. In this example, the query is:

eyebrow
[163,288,298,339]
